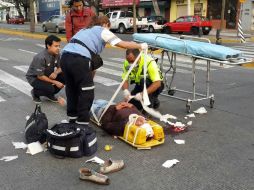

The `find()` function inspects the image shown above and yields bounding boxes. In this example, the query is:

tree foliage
[5,0,30,20]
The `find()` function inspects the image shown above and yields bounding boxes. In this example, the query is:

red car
[8,16,25,24]
[163,15,212,35]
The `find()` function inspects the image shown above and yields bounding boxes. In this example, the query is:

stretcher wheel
[186,104,191,113]
[210,99,215,108]
[168,89,175,96]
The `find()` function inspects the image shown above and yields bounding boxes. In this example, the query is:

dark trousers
[60,53,94,124]
[129,79,164,110]
[31,73,65,97]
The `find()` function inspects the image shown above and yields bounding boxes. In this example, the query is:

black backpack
[25,104,48,144]
[46,123,97,158]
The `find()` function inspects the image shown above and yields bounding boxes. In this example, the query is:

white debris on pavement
[0,155,18,162]
[184,117,188,119]
[187,121,193,126]
[174,122,185,128]
[12,142,27,149]
[193,107,207,114]
[186,113,195,118]
[25,115,30,120]
[174,139,185,144]
[162,159,180,168]
[26,141,44,155]
[85,156,105,165]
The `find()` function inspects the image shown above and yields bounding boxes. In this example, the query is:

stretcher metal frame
[135,35,253,112]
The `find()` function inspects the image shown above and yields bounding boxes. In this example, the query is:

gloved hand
[140,43,148,50]
[134,92,143,101]
[123,89,131,100]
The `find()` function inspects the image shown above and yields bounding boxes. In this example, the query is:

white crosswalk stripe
[0,56,8,61]
[14,65,120,87]
[231,43,254,60]
[0,96,6,102]
[0,37,23,41]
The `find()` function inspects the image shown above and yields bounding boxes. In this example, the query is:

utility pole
[133,0,137,33]
[29,0,35,33]
[216,0,226,44]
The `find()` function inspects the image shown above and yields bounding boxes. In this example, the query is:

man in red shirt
[65,0,96,42]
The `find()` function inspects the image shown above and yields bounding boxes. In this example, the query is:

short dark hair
[69,0,89,7]
[126,49,140,58]
[45,35,61,49]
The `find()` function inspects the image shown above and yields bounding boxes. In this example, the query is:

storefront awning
[102,0,140,7]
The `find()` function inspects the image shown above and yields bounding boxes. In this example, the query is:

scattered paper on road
[26,141,44,155]
[187,121,192,126]
[174,139,185,144]
[162,159,179,168]
[174,122,185,128]
[12,142,27,149]
[193,107,207,114]
[0,155,18,162]
[186,113,195,118]
[85,156,105,165]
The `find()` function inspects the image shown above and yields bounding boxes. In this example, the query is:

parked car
[137,16,167,33]
[163,15,212,35]
[42,15,65,33]
[8,16,25,24]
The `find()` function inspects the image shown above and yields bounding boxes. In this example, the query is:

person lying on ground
[91,100,154,137]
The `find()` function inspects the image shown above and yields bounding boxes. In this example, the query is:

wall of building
[241,0,253,32]
[170,0,207,21]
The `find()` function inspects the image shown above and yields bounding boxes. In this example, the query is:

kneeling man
[26,35,65,103]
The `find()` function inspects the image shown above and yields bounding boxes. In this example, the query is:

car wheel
[56,27,60,34]
[148,26,155,33]
[164,26,171,34]
[202,30,210,35]
[118,24,126,34]
[191,27,198,35]
[42,25,47,32]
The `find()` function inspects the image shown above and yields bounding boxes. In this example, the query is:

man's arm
[49,67,62,79]
[146,80,161,94]
[37,75,64,89]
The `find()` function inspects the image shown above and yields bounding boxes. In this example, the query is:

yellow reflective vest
[122,53,163,84]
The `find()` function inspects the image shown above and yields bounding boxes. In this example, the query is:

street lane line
[0,69,32,96]
[14,65,120,86]
[18,49,37,54]
[0,96,6,102]
[36,44,44,48]
[0,56,8,61]
[94,75,120,86]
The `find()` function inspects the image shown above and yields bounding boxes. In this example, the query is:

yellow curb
[241,62,254,68]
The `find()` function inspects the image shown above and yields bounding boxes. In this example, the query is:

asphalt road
[0,33,254,190]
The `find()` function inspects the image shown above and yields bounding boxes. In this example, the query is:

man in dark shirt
[26,35,65,103]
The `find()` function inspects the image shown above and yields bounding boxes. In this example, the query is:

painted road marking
[14,65,120,87]
[0,56,8,61]
[0,69,32,96]
[0,96,6,102]
[18,49,37,54]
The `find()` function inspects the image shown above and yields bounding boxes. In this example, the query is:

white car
[138,16,167,33]
[42,15,65,33]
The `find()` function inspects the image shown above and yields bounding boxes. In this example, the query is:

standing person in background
[60,16,148,125]
[65,0,96,42]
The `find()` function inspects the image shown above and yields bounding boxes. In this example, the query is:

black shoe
[31,89,41,103]
[46,95,58,102]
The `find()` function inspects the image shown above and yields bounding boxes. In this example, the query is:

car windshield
[201,16,209,21]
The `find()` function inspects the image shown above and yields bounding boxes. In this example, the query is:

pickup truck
[163,15,212,35]
[106,10,146,34]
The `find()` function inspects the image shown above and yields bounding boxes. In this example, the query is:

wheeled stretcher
[133,33,253,112]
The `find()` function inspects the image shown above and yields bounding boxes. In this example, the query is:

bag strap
[71,15,74,37]
[70,38,95,56]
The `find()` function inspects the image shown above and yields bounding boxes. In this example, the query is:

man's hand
[140,43,148,50]
[49,72,57,79]
[134,92,143,101]
[123,89,131,101]
[53,81,64,89]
